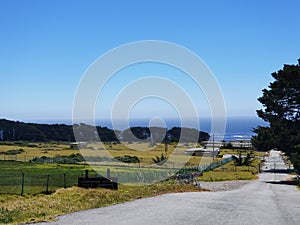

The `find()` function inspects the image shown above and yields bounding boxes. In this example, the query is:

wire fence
[0,171,99,195]
[0,157,234,195]
[0,169,175,195]
[177,156,233,174]
[0,154,36,162]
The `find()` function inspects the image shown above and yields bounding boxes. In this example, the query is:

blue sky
[1,0,300,124]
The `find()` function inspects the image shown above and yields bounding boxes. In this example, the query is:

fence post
[21,170,25,196]
[46,174,50,194]
[63,173,66,188]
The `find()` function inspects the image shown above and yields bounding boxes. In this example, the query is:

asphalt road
[38,150,300,225]
[262,149,290,171]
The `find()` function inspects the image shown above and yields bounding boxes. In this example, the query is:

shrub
[30,153,85,164]
[0,149,25,155]
[115,155,140,163]
[152,153,168,165]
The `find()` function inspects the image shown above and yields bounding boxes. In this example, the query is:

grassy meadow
[197,159,261,181]
[0,141,206,167]
[0,141,210,195]
[0,141,266,224]
[0,182,202,225]
[0,141,263,186]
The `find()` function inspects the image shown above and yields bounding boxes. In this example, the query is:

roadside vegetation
[252,59,300,173]
[0,182,201,225]
[197,159,261,181]
[220,149,266,157]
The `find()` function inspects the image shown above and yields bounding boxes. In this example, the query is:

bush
[115,155,140,163]
[152,153,168,165]
[289,152,300,173]
[0,149,25,155]
[225,143,233,149]
[30,153,85,164]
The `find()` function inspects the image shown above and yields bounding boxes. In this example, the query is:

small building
[70,142,88,149]
[230,140,252,148]
[201,140,253,149]
[201,141,224,148]
[185,148,219,157]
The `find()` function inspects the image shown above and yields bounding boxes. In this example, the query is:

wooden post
[21,170,25,196]
[63,173,66,188]
[46,174,50,194]
[107,168,110,178]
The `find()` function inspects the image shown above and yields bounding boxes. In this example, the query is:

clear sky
[1,0,300,124]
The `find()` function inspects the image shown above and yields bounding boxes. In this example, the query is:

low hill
[0,119,209,143]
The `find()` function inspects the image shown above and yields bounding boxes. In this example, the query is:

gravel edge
[199,180,251,191]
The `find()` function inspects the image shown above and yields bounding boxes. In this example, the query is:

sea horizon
[19,116,268,141]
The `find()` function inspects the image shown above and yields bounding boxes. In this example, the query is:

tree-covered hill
[0,119,118,142]
[0,119,209,143]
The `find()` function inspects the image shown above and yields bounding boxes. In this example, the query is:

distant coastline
[21,116,268,141]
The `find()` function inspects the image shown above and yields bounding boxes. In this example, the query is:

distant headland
[0,119,210,143]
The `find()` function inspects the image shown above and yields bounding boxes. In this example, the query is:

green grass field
[0,161,91,195]
[0,142,264,190]
[0,141,265,224]
[0,141,206,167]
[0,142,263,195]
[0,161,183,195]
[219,149,267,157]
[197,159,261,181]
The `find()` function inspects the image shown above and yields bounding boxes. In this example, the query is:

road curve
[38,151,300,225]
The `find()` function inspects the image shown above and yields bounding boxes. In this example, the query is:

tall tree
[252,59,300,171]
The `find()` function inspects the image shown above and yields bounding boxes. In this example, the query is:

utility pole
[212,133,215,161]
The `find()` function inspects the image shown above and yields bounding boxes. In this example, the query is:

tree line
[0,119,209,143]
[252,59,300,172]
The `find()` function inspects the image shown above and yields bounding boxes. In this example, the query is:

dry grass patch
[0,182,203,224]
